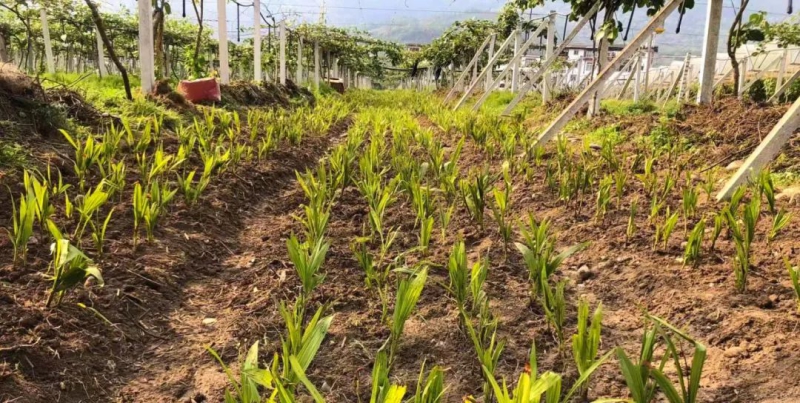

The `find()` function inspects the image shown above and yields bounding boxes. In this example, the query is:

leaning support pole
[660,55,687,105]
[534,0,682,146]
[501,0,602,116]
[740,57,782,94]
[717,95,800,200]
[443,35,492,104]
[472,25,546,111]
[454,31,517,110]
[616,52,641,100]
[697,0,723,104]
[769,68,800,103]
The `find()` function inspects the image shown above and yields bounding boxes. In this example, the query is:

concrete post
[737,57,747,99]
[279,20,286,85]
[95,27,108,76]
[485,34,496,91]
[643,34,654,97]
[511,27,521,92]
[137,0,155,93]
[296,36,303,84]
[634,54,642,101]
[677,53,691,101]
[454,31,520,110]
[443,35,492,103]
[776,49,788,91]
[536,0,683,146]
[217,0,229,84]
[542,11,557,102]
[473,27,545,111]
[718,95,800,200]
[314,42,320,90]
[500,0,602,115]
[332,56,339,78]
[770,69,800,103]
[697,0,723,104]
[588,38,609,116]
[40,9,55,74]
[254,0,261,81]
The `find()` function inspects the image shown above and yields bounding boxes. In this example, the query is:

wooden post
[718,95,800,200]
[535,0,683,147]
[95,27,108,76]
[485,34,496,91]
[314,41,320,90]
[542,11,556,102]
[138,0,155,93]
[279,20,286,85]
[697,0,723,104]
[217,0,230,84]
[296,36,303,84]
[254,0,261,81]
[501,0,601,115]
[40,9,55,74]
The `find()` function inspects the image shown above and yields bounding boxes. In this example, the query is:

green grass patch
[601,99,657,116]
[772,171,800,187]
[42,73,181,126]
[583,124,624,148]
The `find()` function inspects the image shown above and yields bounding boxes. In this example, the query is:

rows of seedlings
[200,90,790,402]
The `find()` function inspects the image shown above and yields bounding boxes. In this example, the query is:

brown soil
[217,80,315,109]
[150,80,198,115]
[2,95,800,403]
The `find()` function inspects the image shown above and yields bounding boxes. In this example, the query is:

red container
[177,78,221,103]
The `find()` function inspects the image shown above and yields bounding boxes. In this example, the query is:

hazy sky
[108,0,794,51]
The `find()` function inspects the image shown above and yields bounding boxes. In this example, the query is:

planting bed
[2,87,800,403]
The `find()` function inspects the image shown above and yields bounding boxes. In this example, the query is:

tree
[83,0,132,99]
[0,21,9,63]
[189,0,205,78]
[519,0,693,44]
[153,0,171,78]
[0,0,33,70]
[726,1,766,95]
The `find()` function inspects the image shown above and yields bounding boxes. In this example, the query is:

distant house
[405,43,423,52]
